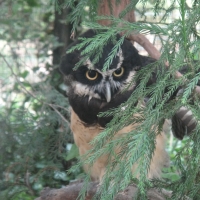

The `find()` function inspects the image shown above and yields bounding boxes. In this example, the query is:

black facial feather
[68,91,102,125]
[121,39,143,69]
[74,66,102,86]
[98,90,136,127]
[112,66,130,82]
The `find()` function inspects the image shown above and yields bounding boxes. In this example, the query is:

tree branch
[35,182,171,200]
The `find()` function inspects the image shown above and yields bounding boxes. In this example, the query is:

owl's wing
[172,106,197,139]
[171,65,200,139]
[139,56,199,139]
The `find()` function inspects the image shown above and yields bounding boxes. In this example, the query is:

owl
[60,30,197,181]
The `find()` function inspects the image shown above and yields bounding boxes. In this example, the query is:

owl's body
[60,30,197,181]
[70,108,168,180]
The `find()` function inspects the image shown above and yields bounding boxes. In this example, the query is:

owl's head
[60,30,154,126]
[60,30,143,103]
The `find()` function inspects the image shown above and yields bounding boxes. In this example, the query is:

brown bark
[35,182,171,200]
[97,0,135,26]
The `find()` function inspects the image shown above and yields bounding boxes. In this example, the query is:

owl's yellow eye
[113,67,124,77]
[86,70,98,80]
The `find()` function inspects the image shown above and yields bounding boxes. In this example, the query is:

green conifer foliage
[1,0,200,199]
[64,0,200,199]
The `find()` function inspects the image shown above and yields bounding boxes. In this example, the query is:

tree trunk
[97,0,135,26]
[53,1,73,66]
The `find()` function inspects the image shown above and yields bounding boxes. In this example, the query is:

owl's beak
[105,82,111,103]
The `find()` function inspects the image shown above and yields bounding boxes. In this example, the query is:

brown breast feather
[70,108,169,181]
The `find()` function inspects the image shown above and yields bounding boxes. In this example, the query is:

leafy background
[0,0,82,199]
[0,0,200,199]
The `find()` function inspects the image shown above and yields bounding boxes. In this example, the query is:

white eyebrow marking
[85,59,95,70]
[84,48,124,77]
[116,48,124,69]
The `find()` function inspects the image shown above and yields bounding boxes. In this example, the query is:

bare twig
[25,170,35,196]
[48,103,70,127]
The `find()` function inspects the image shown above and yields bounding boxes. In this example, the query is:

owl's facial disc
[71,64,136,104]
[90,68,124,102]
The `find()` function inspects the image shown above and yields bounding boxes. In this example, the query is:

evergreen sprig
[63,0,200,199]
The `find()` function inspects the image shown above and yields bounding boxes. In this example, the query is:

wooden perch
[128,33,161,60]
[35,181,171,200]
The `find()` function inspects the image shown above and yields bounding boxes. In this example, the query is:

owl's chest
[70,108,104,153]
[70,108,134,149]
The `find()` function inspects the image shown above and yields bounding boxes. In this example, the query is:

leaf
[20,70,29,78]
[26,0,39,7]
[65,144,79,161]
